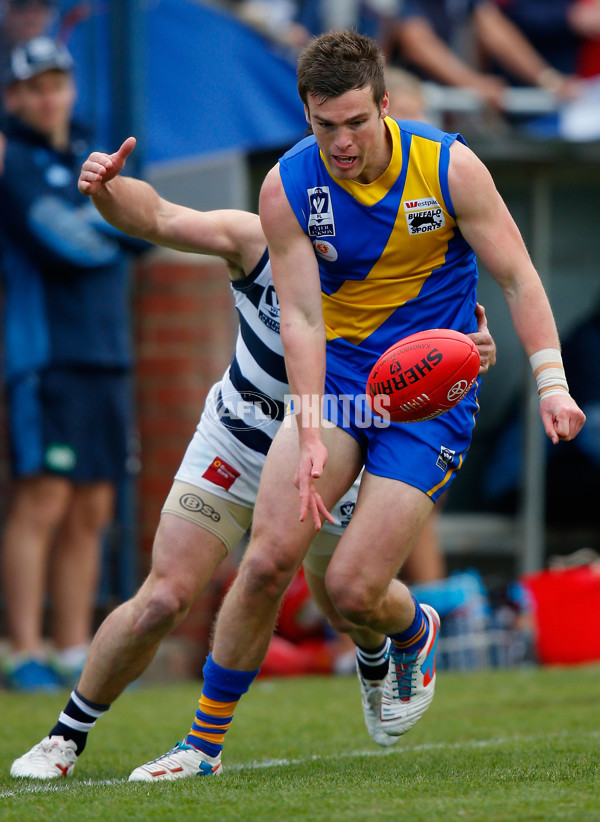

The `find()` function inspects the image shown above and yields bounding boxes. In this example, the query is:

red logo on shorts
[202,457,240,491]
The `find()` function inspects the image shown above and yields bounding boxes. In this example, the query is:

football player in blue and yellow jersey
[144,30,582,777]
[162,29,584,777]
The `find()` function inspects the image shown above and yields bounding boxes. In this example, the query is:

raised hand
[78,137,137,196]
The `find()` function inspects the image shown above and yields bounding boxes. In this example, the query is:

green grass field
[1,665,599,821]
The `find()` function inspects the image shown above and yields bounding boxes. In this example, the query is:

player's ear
[304,104,311,126]
[380,91,389,119]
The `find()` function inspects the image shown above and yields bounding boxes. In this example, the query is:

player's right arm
[259,164,333,529]
[78,137,264,275]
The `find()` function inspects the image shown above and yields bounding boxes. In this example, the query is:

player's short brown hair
[297,30,386,111]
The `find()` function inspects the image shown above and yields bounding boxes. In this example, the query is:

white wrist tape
[529,348,569,401]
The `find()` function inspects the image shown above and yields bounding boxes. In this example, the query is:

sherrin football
[366,329,480,423]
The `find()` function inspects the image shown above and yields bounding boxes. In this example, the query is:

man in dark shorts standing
[0,37,142,690]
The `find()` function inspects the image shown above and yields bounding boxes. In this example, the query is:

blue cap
[6,36,73,84]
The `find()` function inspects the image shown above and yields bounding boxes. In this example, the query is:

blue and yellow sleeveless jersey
[278,118,479,382]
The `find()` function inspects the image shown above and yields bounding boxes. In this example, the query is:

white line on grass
[2,731,597,798]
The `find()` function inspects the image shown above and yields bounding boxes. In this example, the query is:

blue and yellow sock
[389,597,430,657]
[187,654,259,758]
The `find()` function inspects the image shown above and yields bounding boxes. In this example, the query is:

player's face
[305,86,390,184]
[5,70,75,139]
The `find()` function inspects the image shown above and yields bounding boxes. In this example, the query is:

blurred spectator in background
[0,37,143,691]
[231,0,310,49]
[296,0,401,41]
[495,0,600,80]
[385,64,429,120]
[569,0,600,78]
[384,0,580,110]
[231,0,402,49]
[0,0,56,81]
[0,0,57,163]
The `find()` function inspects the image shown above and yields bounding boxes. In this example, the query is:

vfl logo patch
[436,446,456,471]
[403,197,445,235]
[338,500,356,527]
[258,284,280,333]
[307,186,335,238]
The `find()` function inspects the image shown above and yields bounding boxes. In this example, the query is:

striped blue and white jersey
[213,248,288,457]
[175,246,360,528]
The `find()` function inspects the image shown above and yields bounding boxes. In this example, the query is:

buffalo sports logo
[403,197,445,235]
[307,186,335,238]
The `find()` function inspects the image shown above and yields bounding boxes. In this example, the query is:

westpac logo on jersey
[403,197,445,235]
[258,284,280,334]
[307,186,335,238]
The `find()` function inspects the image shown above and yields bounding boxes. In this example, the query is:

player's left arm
[448,140,585,443]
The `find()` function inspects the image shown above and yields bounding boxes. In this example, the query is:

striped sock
[187,654,259,758]
[48,688,110,754]
[356,638,391,681]
[389,597,430,656]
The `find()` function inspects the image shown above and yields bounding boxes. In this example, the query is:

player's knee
[133,583,193,637]
[239,546,296,601]
[327,576,381,625]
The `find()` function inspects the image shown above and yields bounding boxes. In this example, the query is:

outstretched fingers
[295,446,335,529]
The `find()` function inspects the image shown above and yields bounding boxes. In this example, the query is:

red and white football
[366,329,480,423]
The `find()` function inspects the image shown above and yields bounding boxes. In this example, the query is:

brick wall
[134,250,236,557]
[133,250,238,672]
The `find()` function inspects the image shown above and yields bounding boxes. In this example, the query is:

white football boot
[128,740,222,781]
[11,736,78,779]
[380,603,440,738]
[356,661,398,747]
